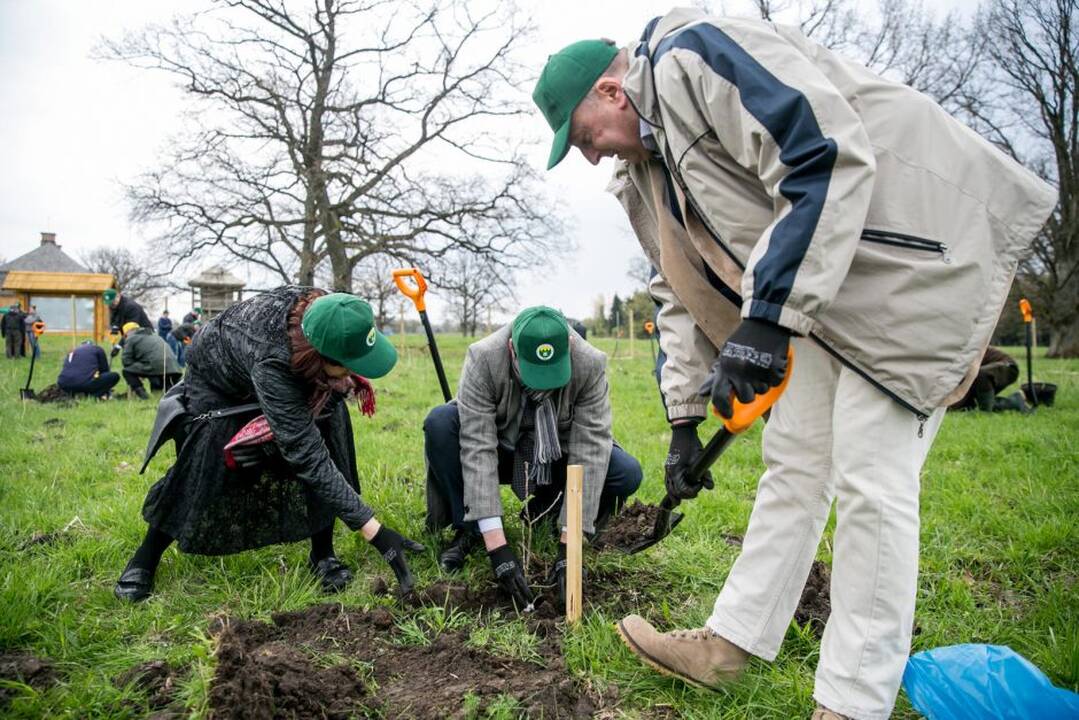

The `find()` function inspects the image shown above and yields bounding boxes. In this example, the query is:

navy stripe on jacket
[652,22,838,324]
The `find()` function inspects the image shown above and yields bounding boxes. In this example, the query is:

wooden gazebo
[0,233,115,343]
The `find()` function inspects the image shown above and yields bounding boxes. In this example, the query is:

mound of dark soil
[32,384,74,404]
[0,652,58,707]
[794,561,831,636]
[208,603,607,719]
[593,500,664,552]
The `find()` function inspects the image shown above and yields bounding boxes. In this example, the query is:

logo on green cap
[536,343,554,361]
[366,327,376,347]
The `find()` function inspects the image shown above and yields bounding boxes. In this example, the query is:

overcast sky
[0,0,982,324]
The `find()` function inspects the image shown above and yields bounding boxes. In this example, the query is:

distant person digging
[57,341,120,400]
[120,322,182,399]
[423,306,642,610]
[166,322,197,368]
[948,346,1029,413]
[2,304,26,359]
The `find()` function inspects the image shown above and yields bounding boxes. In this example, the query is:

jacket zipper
[861,229,947,256]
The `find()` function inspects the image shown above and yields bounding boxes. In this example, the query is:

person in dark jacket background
[948,346,1028,412]
[114,287,423,603]
[104,288,152,333]
[57,342,119,399]
[157,310,173,340]
[2,304,25,359]
[120,323,182,399]
[166,322,197,368]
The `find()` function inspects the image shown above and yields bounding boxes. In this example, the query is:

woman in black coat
[114,287,422,601]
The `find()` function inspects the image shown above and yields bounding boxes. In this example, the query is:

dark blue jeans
[423,402,642,531]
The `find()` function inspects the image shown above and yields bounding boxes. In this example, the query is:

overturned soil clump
[0,652,58,707]
[794,561,831,636]
[208,603,607,719]
[593,500,665,552]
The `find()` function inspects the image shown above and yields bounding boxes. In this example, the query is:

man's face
[568,78,649,165]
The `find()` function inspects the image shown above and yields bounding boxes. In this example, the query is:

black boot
[309,555,354,593]
[132,385,150,400]
[439,529,480,573]
[114,567,155,602]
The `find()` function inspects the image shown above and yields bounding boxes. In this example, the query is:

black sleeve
[250,358,375,530]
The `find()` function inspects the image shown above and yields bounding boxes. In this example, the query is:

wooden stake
[565,464,584,624]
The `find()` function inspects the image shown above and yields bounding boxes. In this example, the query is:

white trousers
[706,337,945,720]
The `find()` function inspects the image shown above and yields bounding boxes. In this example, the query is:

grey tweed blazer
[457,324,613,533]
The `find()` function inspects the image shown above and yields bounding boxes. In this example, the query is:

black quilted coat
[140,286,375,554]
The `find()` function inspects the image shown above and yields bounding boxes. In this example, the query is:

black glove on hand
[109,344,121,359]
[665,422,714,500]
[700,318,791,419]
[488,544,535,610]
[547,543,568,606]
[229,442,281,469]
[370,525,426,596]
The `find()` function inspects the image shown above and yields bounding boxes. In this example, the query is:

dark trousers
[59,372,121,398]
[423,402,642,531]
[5,331,23,358]
[124,370,182,393]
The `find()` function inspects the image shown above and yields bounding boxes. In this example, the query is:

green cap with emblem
[533,39,619,170]
[103,288,117,304]
[301,293,397,379]
[512,306,571,390]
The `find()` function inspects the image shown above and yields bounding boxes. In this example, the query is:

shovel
[627,347,795,554]
[19,321,46,400]
[393,267,452,403]
[1019,298,1037,408]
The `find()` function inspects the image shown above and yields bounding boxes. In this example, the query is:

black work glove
[700,318,791,419]
[109,344,121,359]
[229,442,281,469]
[547,543,568,606]
[370,525,426,596]
[488,543,535,611]
[665,421,714,500]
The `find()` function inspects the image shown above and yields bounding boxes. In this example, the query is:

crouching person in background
[57,341,120,400]
[120,322,182,399]
[114,288,423,602]
[423,306,642,610]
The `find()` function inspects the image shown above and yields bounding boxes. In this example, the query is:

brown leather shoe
[811,706,851,720]
[616,614,749,689]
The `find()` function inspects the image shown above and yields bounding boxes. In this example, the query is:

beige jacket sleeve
[653,20,877,335]
[648,271,715,422]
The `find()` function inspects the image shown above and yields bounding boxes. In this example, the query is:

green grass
[0,335,1076,718]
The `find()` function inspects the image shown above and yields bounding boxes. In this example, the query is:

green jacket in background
[122,327,180,376]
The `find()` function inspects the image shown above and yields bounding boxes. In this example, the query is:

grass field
[0,332,1076,718]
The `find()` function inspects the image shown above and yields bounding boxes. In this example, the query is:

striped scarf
[510,361,562,499]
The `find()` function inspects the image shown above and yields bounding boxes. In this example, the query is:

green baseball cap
[301,293,397,379]
[103,288,117,304]
[512,306,571,390]
[533,39,619,169]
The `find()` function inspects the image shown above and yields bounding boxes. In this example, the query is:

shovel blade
[625,510,684,554]
[19,388,35,401]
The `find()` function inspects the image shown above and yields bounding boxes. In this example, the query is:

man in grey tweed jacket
[424,306,642,608]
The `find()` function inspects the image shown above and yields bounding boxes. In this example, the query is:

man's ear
[594,77,622,104]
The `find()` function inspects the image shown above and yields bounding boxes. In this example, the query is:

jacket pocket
[861,228,947,256]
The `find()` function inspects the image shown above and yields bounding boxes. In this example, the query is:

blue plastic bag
[903,644,1079,719]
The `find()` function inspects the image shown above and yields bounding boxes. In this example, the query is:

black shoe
[309,554,353,593]
[439,529,479,573]
[132,386,150,400]
[114,567,155,602]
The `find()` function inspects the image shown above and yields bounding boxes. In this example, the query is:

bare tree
[80,247,179,307]
[626,255,653,290]
[99,0,564,292]
[349,253,401,329]
[974,0,1075,356]
[433,250,514,336]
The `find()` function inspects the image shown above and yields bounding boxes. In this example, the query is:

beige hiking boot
[811,706,851,720]
[616,614,750,689]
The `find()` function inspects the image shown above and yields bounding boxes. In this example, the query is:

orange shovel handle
[715,346,795,434]
[1019,298,1033,324]
[393,268,428,313]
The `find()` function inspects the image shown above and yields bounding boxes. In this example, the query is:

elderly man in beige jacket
[533,8,1056,720]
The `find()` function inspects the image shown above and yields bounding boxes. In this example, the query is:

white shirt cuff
[477,516,503,533]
